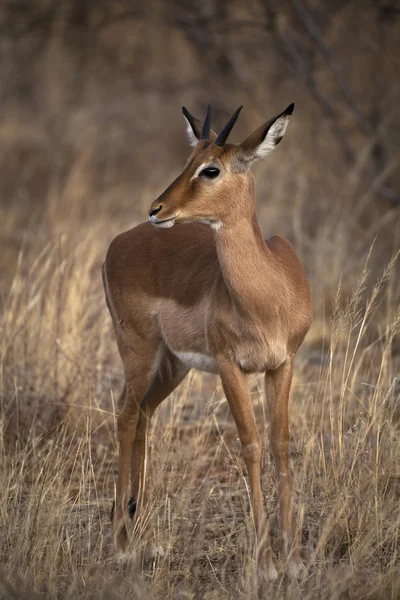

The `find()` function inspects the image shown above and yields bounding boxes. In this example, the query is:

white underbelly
[174,351,218,374]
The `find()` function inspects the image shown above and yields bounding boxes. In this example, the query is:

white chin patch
[150,217,175,228]
[155,219,175,228]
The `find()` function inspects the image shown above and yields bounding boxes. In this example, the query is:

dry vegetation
[0,1,399,598]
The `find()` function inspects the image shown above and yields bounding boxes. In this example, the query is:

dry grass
[1,1,400,598]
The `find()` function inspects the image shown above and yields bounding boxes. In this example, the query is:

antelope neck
[213,209,277,313]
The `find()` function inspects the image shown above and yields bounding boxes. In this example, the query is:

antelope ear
[236,103,294,166]
[182,107,217,147]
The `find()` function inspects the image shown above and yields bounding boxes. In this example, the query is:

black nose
[149,205,162,217]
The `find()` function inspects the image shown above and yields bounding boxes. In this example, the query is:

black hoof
[110,498,137,522]
[128,497,137,519]
[110,500,115,522]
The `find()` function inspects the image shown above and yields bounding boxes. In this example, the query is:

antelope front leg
[130,358,189,561]
[217,357,278,582]
[113,383,139,554]
[265,356,303,579]
[113,350,156,556]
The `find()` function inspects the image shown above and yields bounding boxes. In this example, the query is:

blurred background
[1,0,399,283]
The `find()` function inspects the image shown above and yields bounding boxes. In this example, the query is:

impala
[103,103,312,580]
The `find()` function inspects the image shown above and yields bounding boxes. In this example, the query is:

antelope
[103,103,312,580]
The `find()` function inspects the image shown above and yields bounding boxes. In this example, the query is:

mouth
[149,215,176,228]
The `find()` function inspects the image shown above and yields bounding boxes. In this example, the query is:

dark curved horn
[200,104,211,141]
[215,106,243,146]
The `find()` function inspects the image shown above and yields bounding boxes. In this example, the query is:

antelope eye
[200,167,220,179]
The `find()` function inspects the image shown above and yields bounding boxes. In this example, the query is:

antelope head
[149,103,294,229]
